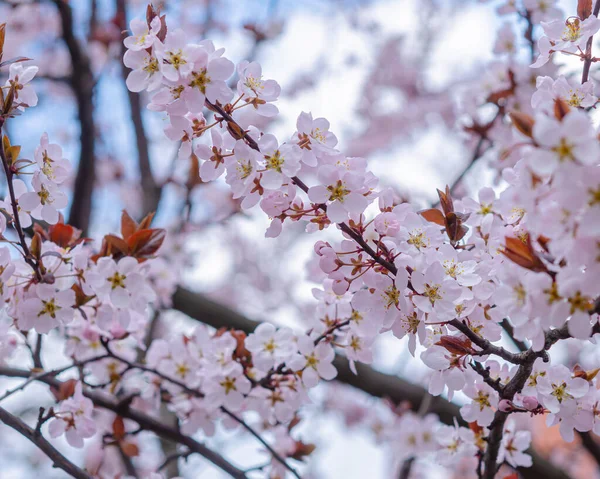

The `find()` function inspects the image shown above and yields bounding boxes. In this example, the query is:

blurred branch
[0,366,248,479]
[578,431,600,467]
[0,406,92,479]
[115,0,161,217]
[52,0,96,236]
[170,287,570,479]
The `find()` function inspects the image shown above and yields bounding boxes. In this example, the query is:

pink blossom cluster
[0,0,600,477]
[118,1,600,474]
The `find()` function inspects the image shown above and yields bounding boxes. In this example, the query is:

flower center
[108,272,127,289]
[328,180,350,202]
[552,138,575,162]
[220,376,237,394]
[189,69,211,94]
[423,283,442,305]
[39,298,61,318]
[264,151,284,172]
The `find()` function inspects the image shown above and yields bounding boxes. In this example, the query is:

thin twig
[0,406,92,479]
[582,1,600,84]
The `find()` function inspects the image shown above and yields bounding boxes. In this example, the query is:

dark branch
[0,406,92,479]
[52,0,96,236]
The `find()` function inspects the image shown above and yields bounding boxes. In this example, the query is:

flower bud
[498,399,514,412]
[522,396,540,411]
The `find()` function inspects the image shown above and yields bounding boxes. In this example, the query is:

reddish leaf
[71,283,94,307]
[120,210,138,241]
[419,208,445,226]
[578,0,593,19]
[554,97,571,121]
[52,379,77,401]
[138,211,155,231]
[436,335,474,355]
[509,111,534,138]
[436,185,454,216]
[501,234,547,273]
[49,223,81,248]
[121,442,140,458]
[113,416,126,441]
[128,228,166,258]
[105,234,129,257]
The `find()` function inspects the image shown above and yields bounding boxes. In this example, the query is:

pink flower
[123,49,162,92]
[5,63,38,109]
[49,382,96,448]
[257,134,302,190]
[20,284,75,333]
[529,110,599,176]
[237,61,280,117]
[288,335,337,388]
[19,172,68,224]
[308,165,368,223]
[294,112,338,166]
[124,17,161,51]
[411,262,462,319]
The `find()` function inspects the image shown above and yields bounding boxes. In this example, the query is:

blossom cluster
[0,0,599,477]
[118,0,600,475]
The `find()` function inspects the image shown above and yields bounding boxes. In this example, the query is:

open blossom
[493,23,517,55]
[498,425,533,468]
[308,165,369,223]
[123,17,161,51]
[294,111,338,166]
[237,60,280,117]
[257,134,302,190]
[528,110,599,176]
[123,49,162,92]
[34,133,70,185]
[288,335,337,388]
[155,29,199,81]
[203,362,252,411]
[19,172,68,224]
[436,423,478,466]
[86,257,152,309]
[19,284,75,333]
[181,42,234,111]
[532,75,597,110]
[48,382,96,448]
[411,262,462,319]
[536,365,589,413]
[5,63,38,109]
[245,323,296,372]
[532,15,600,67]
[460,381,499,427]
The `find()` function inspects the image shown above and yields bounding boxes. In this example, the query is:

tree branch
[582,0,600,83]
[52,0,96,236]
[170,286,571,479]
[0,366,248,479]
[0,405,92,479]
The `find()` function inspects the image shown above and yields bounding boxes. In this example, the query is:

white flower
[288,335,337,388]
[20,284,75,333]
[5,63,38,109]
[245,323,296,372]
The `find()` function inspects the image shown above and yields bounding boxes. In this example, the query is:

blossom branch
[0,405,92,479]
[0,365,249,479]
[0,129,42,280]
[582,0,600,83]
